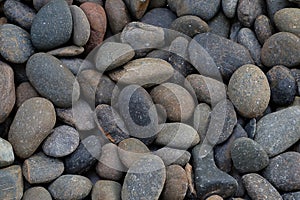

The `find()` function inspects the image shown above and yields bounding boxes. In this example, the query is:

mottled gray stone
[237,0,264,27]
[282,192,300,200]
[0,165,23,200]
[22,187,52,200]
[274,8,300,37]
[153,147,191,166]
[0,138,14,168]
[141,8,176,28]
[254,15,274,45]
[208,11,231,38]
[222,0,239,18]
[92,180,121,200]
[70,5,90,46]
[193,103,211,143]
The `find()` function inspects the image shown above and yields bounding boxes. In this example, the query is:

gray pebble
[254,15,274,45]
[0,165,23,200]
[22,187,52,200]
[237,0,264,27]
[0,137,14,168]
[208,11,231,38]
[92,180,121,200]
[141,8,176,28]
[222,0,239,18]
[153,147,191,166]
[70,5,90,46]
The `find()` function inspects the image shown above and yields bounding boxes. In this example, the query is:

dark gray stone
[95,75,118,105]
[70,5,90,46]
[208,11,231,38]
[266,0,294,21]
[274,8,300,37]
[237,0,264,27]
[222,0,239,18]
[23,187,52,200]
[92,180,121,200]
[60,58,94,75]
[245,118,257,139]
[141,8,176,28]
[0,138,14,167]
[291,69,300,95]
[254,15,274,45]
[0,165,23,200]
[153,147,191,166]
[46,45,84,57]
[282,192,300,200]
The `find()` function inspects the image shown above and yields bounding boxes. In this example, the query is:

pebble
[141,8,176,28]
[192,145,238,199]
[208,11,231,38]
[33,0,73,11]
[22,152,64,184]
[31,0,72,50]
[16,82,38,107]
[155,123,200,149]
[0,24,34,63]
[254,15,274,45]
[229,20,242,42]
[124,0,149,19]
[261,32,300,68]
[228,64,270,118]
[48,175,92,200]
[26,53,80,108]
[65,135,102,174]
[193,103,211,142]
[255,106,300,157]
[92,180,121,200]
[275,8,300,37]
[3,0,36,30]
[245,118,257,139]
[95,75,118,105]
[237,0,263,27]
[70,5,90,46]
[266,0,294,21]
[161,165,188,200]
[8,97,56,159]
[0,138,14,168]
[60,58,94,75]
[291,69,300,95]
[222,0,239,18]
[0,62,15,123]
[105,0,131,34]
[262,152,300,191]
[282,192,300,200]
[153,147,191,166]
[121,155,166,200]
[206,195,223,200]
[149,0,167,8]
[22,187,52,200]
[42,125,80,157]
[242,173,282,200]
[0,165,23,200]
[266,65,296,106]
[118,138,150,168]
[72,99,95,131]
[95,42,135,72]
[47,45,84,57]
[193,33,254,81]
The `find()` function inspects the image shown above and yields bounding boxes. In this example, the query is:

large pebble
[124,0,150,19]
[274,8,300,37]
[141,8,176,28]
[237,0,264,27]
[266,0,294,21]
[16,82,38,107]
[222,0,239,18]
[31,0,72,50]
[92,180,121,200]
[254,15,274,45]
[0,165,23,200]
[153,147,191,166]
[228,64,270,118]
[26,53,80,108]
[8,97,56,159]
[23,187,52,200]
[0,24,34,63]
[0,138,14,168]
[121,155,166,200]
[255,106,300,157]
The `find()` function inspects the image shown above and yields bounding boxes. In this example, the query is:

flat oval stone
[254,15,274,45]
[261,32,300,68]
[26,53,80,108]
[222,0,239,18]
[141,8,176,28]
[151,83,196,122]
[72,99,95,131]
[123,0,150,19]
[49,175,92,200]
[31,0,72,50]
[47,45,84,57]
[228,64,270,118]
[22,152,64,184]
[255,106,300,157]
[3,0,36,30]
[153,147,191,166]
[23,187,52,200]
[274,8,300,37]
[16,82,38,108]
[0,62,15,123]
[121,155,166,200]
[70,5,90,47]
[8,97,56,159]
[262,152,300,191]
[42,125,80,157]
[0,138,14,167]
[0,165,23,200]
[237,0,263,27]
[0,24,34,63]
[266,0,294,22]
[92,180,121,200]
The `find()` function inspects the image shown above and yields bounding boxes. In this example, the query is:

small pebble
[208,11,231,38]
[274,8,300,37]
[0,165,23,200]
[254,15,274,45]
[222,0,239,18]
[193,103,211,142]
[92,180,121,200]
[47,45,85,57]
[141,8,176,28]
[266,0,294,21]
[123,0,149,19]
[22,187,52,200]
[237,0,263,27]
[72,99,95,131]
[60,58,94,75]
[153,147,191,166]
[0,138,14,168]
[16,82,38,107]
[95,75,118,105]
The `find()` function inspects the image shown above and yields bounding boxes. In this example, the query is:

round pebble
[0,138,14,167]
[47,45,85,57]
[16,82,38,107]
[92,180,121,200]
[153,147,191,167]
[222,0,239,18]
[274,8,300,37]
[237,0,263,27]
[23,187,52,200]
[141,8,176,28]
[0,165,23,200]
[123,0,149,19]
[254,15,274,45]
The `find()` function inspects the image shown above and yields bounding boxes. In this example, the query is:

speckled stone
[123,0,149,19]
[229,20,242,42]
[0,138,14,167]
[261,32,300,68]
[263,152,300,191]
[42,125,80,157]
[153,147,191,166]
[31,0,72,50]
[8,97,56,159]
[0,165,23,200]
[266,0,294,21]
[60,58,94,75]
[245,118,257,139]
[22,187,52,200]
[92,180,121,200]
[16,82,38,108]
[3,0,36,30]
[193,103,211,142]
[0,62,15,123]
[255,106,300,157]
[228,64,270,118]
[242,173,282,200]
[237,0,264,27]
[222,0,239,18]
[121,155,166,200]
[33,0,73,11]
[254,15,274,45]
[47,45,84,57]
[282,192,300,200]
[208,11,231,38]
[26,53,80,108]
[274,8,300,37]
[72,99,95,131]
[49,175,92,200]
[22,152,64,184]
[141,8,176,28]
[95,75,118,105]
[0,24,34,63]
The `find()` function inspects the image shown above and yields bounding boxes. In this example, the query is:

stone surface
[33,0,73,11]
[254,15,274,45]
[153,147,191,167]
[60,58,94,75]
[193,103,211,143]
[222,0,239,18]
[47,45,84,57]
[282,192,300,200]
[141,8,176,28]
[92,180,121,200]
[0,165,23,200]
[124,0,150,19]
[95,75,118,105]
[8,97,56,159]
[237,0,264,27]
[16,82,38,107]
[0,138,14,168]
[255,106,300,157]
[22,187,52,200]
[208,11,231,38]
[70,5,90,46]
[274,8,300,37]
[266,0,294,21]
[26,53,80,108]
[48,175,92,200]
[72,99,95,131]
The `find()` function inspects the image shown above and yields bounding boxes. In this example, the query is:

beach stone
[8,97,56,159]
[95,75,118,105]
[208,11,231,38]
[192,145,238,199]
[255,106,300,157]
[72,99,95,131]
[124,0,150,19]
[3,0,36,30]
[105,0,131,34]
[193,33,254,81]
[33,0,73,11]
[65,135,102,174]
[0,138,14,168]
[47,46,85,57]
[153,147,191,166]
[31,0,72,50]
[60,58,94,75]
[23,187,52,200]
[206,195,223,200]
[26,53,80,108]
[118,138,151,168]
[261,32,300,68]
[95,42,135,72]
[222,0,239,18]
[266,0,294,21]
[274,8,300,37]
[282,192,300,200]
[193,103,211,142]
[245,118,257,139]
[254,15,274,45]
[121,155,166,200]
[16,82,38,107]
[0,24,34,63]
[242,173,282,200]
[0,165,23,200]
[42,125,80,157]
[262,152,300,191]
[95,104,129,144]
[92,180,121,200]
[0,62,15,123]
[237,0,264,27]
[141,8,176,28]
[22,153,64,184]
[266,65,296,106]
[229,20,242,42]
[161,165,188,200]
[49,175,92,200]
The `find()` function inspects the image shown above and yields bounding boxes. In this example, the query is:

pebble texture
[16,82,38,107]
[141,8,176,28]
[0,138,14,167]
[254,15,274,44]
[237,0,263,27]
[274,8,300,37]
[123,0,150,19]
[22,187,52,200]
[153,147,191,167]
[0,165,23,200]
[92,180,121,200]
[222,0,239,18]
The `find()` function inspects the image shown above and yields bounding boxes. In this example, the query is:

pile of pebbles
[0,0,300,199]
